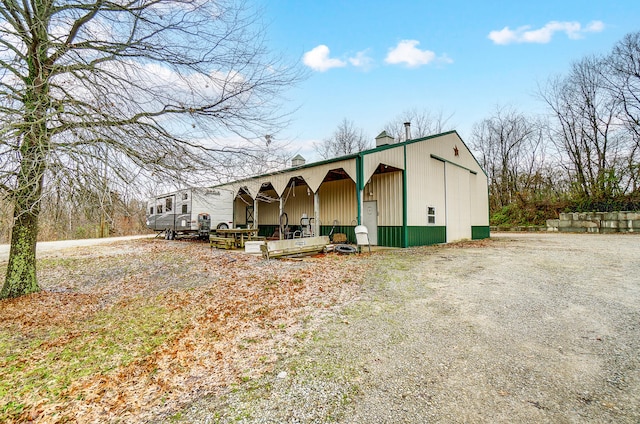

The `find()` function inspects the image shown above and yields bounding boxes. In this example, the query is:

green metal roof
[212,129,486,188]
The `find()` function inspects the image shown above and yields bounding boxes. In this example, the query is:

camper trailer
[146,188,234,239]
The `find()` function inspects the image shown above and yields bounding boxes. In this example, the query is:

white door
[363,200,378,245]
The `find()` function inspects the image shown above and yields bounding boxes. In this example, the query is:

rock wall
[546,212,640,233]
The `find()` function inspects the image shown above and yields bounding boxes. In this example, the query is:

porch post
[313,191,320,237]
[279,197,284,240]
[253,197,259,230]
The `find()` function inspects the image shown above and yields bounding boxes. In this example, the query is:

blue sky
[259,0,640,161]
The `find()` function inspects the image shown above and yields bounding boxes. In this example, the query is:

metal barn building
[216,130,490,247]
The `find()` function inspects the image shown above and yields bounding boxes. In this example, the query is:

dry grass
[0,239,372,423]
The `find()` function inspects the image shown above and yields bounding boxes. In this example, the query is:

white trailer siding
[146,188,233,235]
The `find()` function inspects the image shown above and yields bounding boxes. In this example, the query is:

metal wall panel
[406,141,447,227]
[425,132,484,173]
[378,226,404,247]
[445,163,472,242]
[302,159,357,192]
[362,172,403,226]
[407,226,446,246]
[256,191,280,225]
[469,172,490,225]
[363,146,405,182]
[318,179,358,227]
[281,184,315,225]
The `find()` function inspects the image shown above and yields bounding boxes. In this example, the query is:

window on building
[182,204,188,214]
[182,193,188,200]
[427,206,436,225]
[157,204,163,213]
[165,198,172,212]
[149,206,154,215]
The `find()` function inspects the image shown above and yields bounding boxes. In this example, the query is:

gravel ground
[0,234,154,262]
[173,232,640,423]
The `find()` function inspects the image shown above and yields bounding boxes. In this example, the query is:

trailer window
[149,206,154,215]
[182,204,188,214]
[157,205,163,213]
[165,198,172,212]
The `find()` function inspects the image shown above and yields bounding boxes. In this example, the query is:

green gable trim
[407,226,446,246]
[472,226,490,240]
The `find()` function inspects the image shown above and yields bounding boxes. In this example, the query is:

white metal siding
[363,146,405,182]
[445,164,472,242]
[302,159,357,192]
[469,172,489,226]
[406,144,447,226]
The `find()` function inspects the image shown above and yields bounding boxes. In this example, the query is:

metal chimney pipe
[404,122,411,141]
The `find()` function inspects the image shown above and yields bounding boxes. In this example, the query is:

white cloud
[488,20,605,45]
[348,49,374,70]
[586,20,605,32]
[302,45,346,72]
[385,40,436,68]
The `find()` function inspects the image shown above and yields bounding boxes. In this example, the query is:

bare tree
[314,118,370,159]
[540,56,627,201]
[606,31,640,192]
[608,32,640,143]
[470,105,546,211]
[384,108,454,142]
[0,0,301,298]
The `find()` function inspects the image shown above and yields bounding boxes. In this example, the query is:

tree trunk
[2,208,40,298]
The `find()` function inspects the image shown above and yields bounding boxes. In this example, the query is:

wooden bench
[209,236,236,250]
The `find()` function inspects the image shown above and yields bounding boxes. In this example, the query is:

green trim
[356,153,363,225]
[377,226,446,247]
[431,154,478,174]
[320,225,356,243]
[211,129,487,189]
[378,226,404,248]
[407,226,446,246]
[472,226,490,240]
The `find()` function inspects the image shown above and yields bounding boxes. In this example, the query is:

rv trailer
[146,188,234,239]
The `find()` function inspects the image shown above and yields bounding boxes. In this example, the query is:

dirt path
[177,232,640,423]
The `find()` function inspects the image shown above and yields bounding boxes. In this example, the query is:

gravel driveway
[0,234,154,262]
[175,232,640,423]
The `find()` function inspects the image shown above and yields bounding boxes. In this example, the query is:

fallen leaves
[0,239,373,423]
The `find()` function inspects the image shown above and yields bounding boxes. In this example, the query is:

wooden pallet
[209,236,236,250]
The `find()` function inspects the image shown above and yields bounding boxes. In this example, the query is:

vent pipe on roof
[404,122,411,141]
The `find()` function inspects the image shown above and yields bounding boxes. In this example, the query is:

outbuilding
[215,130,489,247]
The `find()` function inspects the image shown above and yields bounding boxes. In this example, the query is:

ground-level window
[149,206,154,215]
[182,204,188,214]
[165,198,172,212]
[157,204,163,213]
[427,206,436,225]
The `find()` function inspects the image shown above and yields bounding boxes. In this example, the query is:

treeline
[2,33,638,241]
[471,31,640,226]
[0,183,147,244]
